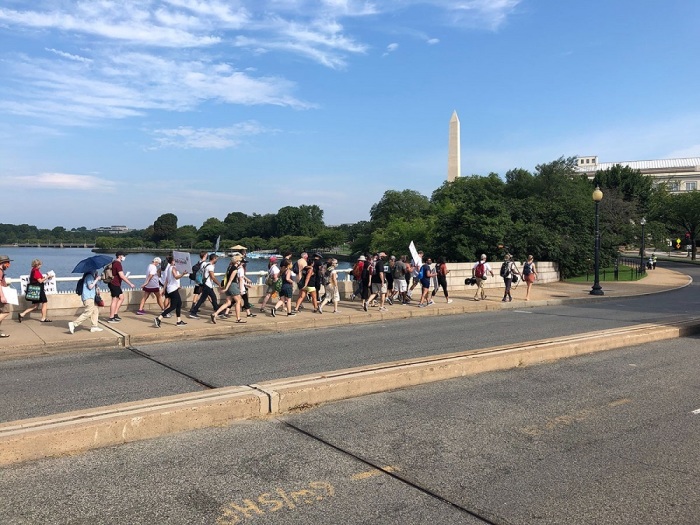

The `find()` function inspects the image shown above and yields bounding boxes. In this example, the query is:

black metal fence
[583,255,648,282]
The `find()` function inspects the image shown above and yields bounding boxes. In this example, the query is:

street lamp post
[590,186,604,296]
[639,217,646,273]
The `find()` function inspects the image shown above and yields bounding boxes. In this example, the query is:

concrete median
[2,317,700,466]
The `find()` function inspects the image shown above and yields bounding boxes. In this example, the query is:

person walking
[523,255,538,301]
[294,255,319,313]
[366,253,388,312]
[259,256,280,311]
[211,256,245,323]
[136,257,165,315]
[418,257,436,307]
[239,259,257,319]
[432,256,452,304]
[319,258,340,314]
[18,259,54,323]
[392,255,408,304]
[271,259,296,316]
[472,254,494,301]
[68,271,104,333]
[0,255,13,337]
[106,251,137,323]
[154,255,188,328]
[500,254,520,302]
[189,253,220,319]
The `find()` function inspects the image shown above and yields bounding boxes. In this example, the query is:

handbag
[512,274,519,284]
[94,293,105,307]
[25,284,42,301]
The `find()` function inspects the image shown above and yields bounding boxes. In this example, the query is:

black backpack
[500,261,509,278]
[75,273,89,295]
[189,260,202,281]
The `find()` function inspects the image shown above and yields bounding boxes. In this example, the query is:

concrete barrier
[2,317,698,466]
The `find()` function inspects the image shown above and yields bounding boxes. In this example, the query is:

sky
[1,0,699,230]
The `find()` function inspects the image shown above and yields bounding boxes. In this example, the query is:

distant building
[575,156,700,193]
[95,225,131,234]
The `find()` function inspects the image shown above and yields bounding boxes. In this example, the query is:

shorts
[396,279,407,293]
[420,278,431,289]
[193,285,202,294]
[266,285,276,295]
[0,302,9,313]
[371,283,387,294]
[303,286,316,293]
[525,273,535,284]
[280,283,293,298]
[143,286,160,294]
[108,283,122,298]
[226,282,241,297]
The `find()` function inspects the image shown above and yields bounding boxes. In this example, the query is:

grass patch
[566,266,646,283]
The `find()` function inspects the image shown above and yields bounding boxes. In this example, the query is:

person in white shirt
[137,257,164,315]
[154,255,188,327]
[472,253,494,301]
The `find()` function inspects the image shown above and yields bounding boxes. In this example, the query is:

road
[2,335,699,524]
[2,263,699,424]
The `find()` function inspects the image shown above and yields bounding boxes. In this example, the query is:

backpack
[195,263,210,285]
[475,262,486,279]
[76,273,88,295]
[292,261,299,276]
[352,261,363,280]
[523,262,532,276]
[189,261,202,281]
[417,265,425,280]
[321,267,332,287]
[102,263,114,284]
[500,261,510,278]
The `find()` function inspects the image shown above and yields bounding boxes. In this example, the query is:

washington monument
[448,110,461,182]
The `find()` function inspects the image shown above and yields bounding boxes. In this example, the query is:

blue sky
[1,0,699,230]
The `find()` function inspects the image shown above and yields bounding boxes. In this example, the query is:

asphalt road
[1,262,699,423]
[2,336,699,524]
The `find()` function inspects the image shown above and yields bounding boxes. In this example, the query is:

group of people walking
[0,250,541,338]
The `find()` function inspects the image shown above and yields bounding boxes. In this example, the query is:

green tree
[197,217,224,243]
[153,213,178,242]
[653,190,700,260]
[175,225,198,248]
[370,190,431,229]
[312,228,346,251]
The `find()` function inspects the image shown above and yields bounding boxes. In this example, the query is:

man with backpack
[499,254,520,303]
[106,251,136,323]
[189,253,220,319]
[365,252,387,312]
[472,253,494,301]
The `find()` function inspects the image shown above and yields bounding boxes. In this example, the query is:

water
[0,247,351,292]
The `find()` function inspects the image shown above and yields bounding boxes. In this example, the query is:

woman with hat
[18,259,53,323]
[136,257,165,315]
[211,255,246,324]
[318,259,340,314]
[0,255,13,337]
[259,256,280,312]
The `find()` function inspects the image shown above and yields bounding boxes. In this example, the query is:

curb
[2,317,699,466]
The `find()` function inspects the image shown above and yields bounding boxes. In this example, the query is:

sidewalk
[0,268,690,362]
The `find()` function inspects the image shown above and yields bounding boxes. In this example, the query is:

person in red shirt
[18,259,53,322]
[107,251,136,323]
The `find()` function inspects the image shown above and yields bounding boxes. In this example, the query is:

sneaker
[350,294,356,302]
[387,297,393,305]
[90,326,104,332]
[68,322,75,334]
[502,298,507,302]
[247,313,257,318]
[136,309,146,315]
[107,317,119,323]
[114,315,122,321]
[271,307,276,318]
[428,300,434,306]
[379,306,387,312]
[210,313,216,324]
[176,321,187,326]
[154,317,161,328]
[163,313,172,318]
[418,303,426,308]
[287,312,296,316]
[318,307,323,314]
[363,303,368,312]
[447,299,453,304]
[188,313,199,319]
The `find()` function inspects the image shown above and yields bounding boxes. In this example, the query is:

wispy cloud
[383,42,399,56]
[7,173,116,191]
[149,121,270,149]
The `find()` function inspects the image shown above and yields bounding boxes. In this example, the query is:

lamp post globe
[590,186,604,296]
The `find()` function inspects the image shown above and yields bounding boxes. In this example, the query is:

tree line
[2,157,696,277]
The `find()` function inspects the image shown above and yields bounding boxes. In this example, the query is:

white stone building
[575,156,700,192]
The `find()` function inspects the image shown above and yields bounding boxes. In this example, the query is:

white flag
[409,241,421,266]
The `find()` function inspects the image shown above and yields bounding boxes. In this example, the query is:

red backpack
[475,262,485,279]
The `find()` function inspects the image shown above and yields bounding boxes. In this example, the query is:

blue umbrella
[72,255,113,274]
